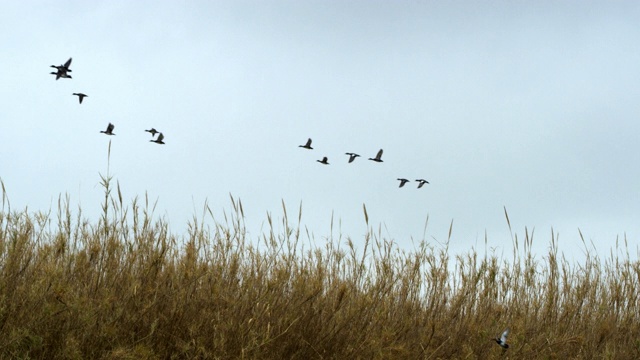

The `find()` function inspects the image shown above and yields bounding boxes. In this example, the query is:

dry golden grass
[0,174,639,359]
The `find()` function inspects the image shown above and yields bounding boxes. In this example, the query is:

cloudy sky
[2,1,639,259]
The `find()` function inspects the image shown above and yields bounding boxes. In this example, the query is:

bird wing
[306,138,312,146]
[107,123,114,132]
[376,149,383,158]
[500,328,510,342]
[64,57,72,69]
[157,133,164,141]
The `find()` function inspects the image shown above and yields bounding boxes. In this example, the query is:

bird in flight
[50,58,72,80]
[494,328,510,349]
[50,71,72,80]
[416,179,430,188]
[345,152,360,163]
[397,178,409,187]
[317,157,329,165]
[100,123,115,135]
[150,133,165,144]
[145,128,159,137]
[50,57,72,73]
[72,93,87,104]
[299,138,313,149]
[368,149,384,162]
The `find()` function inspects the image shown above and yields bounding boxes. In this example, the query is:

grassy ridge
[0,178,639,359]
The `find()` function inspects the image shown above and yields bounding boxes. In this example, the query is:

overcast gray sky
[2,1,639,258]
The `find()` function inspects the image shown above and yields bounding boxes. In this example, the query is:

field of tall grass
[0,172,639,359]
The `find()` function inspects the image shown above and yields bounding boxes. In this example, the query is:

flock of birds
[51,56,426,186]
[49,56,510,351]
[50,57,165,144]
[298,138,430,189]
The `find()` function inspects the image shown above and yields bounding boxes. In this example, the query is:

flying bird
[50,57,72,73]
[368,149,384,162]
[494,328,510,349]
[100,123,115,136]
[72,93,87,104]
[416,179,430,188]
[345,152,360,163]
[299,138,313,149]
[145,128,159,137]
[150,133,165,144]
[317,157,329,165]
[397,178,410,187]
[50,71,72,80]
[50,58,72,80]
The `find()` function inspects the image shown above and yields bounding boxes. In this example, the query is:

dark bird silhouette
[50,57,72,73]
[317,157,329,165]
[416,179,430,188]
[100,123,115,135]
[299,138,313,149]
[150,133,165,144]
[368,149,384,162]
[145,128,159,137]
[50,58,72,80]
[397,178,409,187]
[345,152,360,163]
[50,70,72,80]
[494,328,510,349]
[72,93,87,104]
